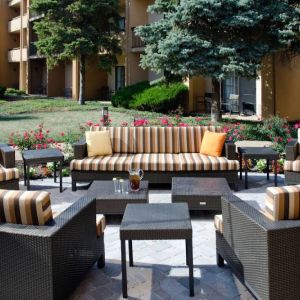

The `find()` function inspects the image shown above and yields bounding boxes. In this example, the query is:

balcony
[131,27,145,53]
[8,48,28,62]
[8,0,21,7]
[8,14,28,33]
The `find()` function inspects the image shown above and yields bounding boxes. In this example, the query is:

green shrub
[112,81,150,108]
[5,88,27,96]
[129,83,188,113]
[0,86,6,98]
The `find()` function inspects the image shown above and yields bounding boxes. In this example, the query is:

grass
[0,98,162,143]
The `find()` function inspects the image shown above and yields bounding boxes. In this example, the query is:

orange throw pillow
[200,131,227,157]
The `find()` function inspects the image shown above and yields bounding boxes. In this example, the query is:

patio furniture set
[1,126,300,299]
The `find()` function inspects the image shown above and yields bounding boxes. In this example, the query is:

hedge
[0,86,6,98]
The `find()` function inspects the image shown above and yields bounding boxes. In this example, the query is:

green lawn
[0,98,162,143]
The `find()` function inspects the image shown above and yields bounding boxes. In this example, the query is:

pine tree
[136,0,300,122]
[31,0,122,105]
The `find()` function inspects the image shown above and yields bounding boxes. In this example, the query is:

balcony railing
[8,48,28,62]
[8,0,21,7]
[8,14,28,33]
[131,27,145,49]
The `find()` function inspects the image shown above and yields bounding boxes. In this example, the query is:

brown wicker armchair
[216,195,300,300]
[284,136,300,185]
[0,143,19,189]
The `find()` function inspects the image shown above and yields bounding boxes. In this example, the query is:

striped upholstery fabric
[131,153,181,171]
[93,127,136,153]
[179,153,239,171]
[214,214,223,234]
[135,127,180,153]
[0,165,19,182]
[284,156,300,172]
[0,190,53,225]
[70,154,134,172]
[265,186,300,221]
[96,214,106,237]
[179,126,222,153]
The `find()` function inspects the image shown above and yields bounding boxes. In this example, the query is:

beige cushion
[0,189,53,225]
[0,165,19,182]
[214,215,223,234]
[284,156,300,172]
[96,214,106,237]
[265,186,300,221]
[86,131,113,157]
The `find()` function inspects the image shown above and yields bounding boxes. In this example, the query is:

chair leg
[217,252,225,267]
[97,254,105,268]
[72,180,77,192]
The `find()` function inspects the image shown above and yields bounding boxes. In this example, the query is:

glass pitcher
[129,169,144,192]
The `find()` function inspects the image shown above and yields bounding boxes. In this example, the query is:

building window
[118,17,125,32]
[115,66,125,91]
[222,76,256,115]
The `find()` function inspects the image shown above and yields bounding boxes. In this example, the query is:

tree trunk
[211,78,222,123]
[78,55,86,105]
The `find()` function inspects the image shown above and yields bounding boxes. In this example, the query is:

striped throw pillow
[265,186,300,221]
[0,190,53,225]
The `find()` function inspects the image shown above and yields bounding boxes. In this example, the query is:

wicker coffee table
[171,177,231,211]
[238,147,280,189]
[120,203,194,298]
[87,180,149,214]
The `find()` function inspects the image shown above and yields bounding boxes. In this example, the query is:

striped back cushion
[265,186,300,221]
[0,190,53,225]
[135,127,180,153]
[179,126,223,153]
[93,127,136,153]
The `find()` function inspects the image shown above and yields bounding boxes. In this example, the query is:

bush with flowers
[8,124,58,151]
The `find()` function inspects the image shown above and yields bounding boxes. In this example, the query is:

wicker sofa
[0,143,19,189]
[71,126,239,191]
[215,193,300,300]
[284,134,300,185]
[0,193,105,300]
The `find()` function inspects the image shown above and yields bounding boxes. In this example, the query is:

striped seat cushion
[214,214,223,234]
[131,153,181,171]
[93,127,136,153]
[179,153,239,171]
[0,190,53,225]
[284,156,300,172]
[96,214,106,237]
[70,154,134,172]
[179,126,223,153]
[0,165,19,182]
[135,127,180,153]
[265,186,300,221]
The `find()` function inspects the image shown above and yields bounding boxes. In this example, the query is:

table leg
[244,159,248,189]
[186,239,189,266]
[186,239,194,297]
[121,239,128,298]
[26,163,31,191]
[23,163,27,186]
[267,159,270,180]
[54,162,57,183]
[129,240,133,267]
[59,160,63,193]
[239,155,243,180]
[274,159,278,187]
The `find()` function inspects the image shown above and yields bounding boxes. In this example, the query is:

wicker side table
[120,203,194,298]
[22,149,64,192]
[172,177,232,211]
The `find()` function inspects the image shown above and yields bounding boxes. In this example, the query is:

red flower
[60,132,65,137]
[86,121,94,127]
[37,144,42,150]
[179,122,188,127]
[43,144,47,149]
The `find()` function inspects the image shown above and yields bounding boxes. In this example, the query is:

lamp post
[102,106,109,126]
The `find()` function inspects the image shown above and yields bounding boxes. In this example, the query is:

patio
[20,173,284,300]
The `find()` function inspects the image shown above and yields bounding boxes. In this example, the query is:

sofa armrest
[0,144,16,168]
[285,139,298,161]
[73,139,87,159]
[225,142,237,160]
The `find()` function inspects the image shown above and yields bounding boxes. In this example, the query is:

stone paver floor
[20,173,284,300]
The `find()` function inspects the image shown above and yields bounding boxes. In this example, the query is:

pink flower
[121,121,128,127]
[60,132,65,137]
[43,144,47,149]
[195,117,202,122]
[287,138,292,142]
[160,117,169,126]
[37,144,42,149]
[229,136,233,141]
[179,122,188,127]
[86,121,94,127]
